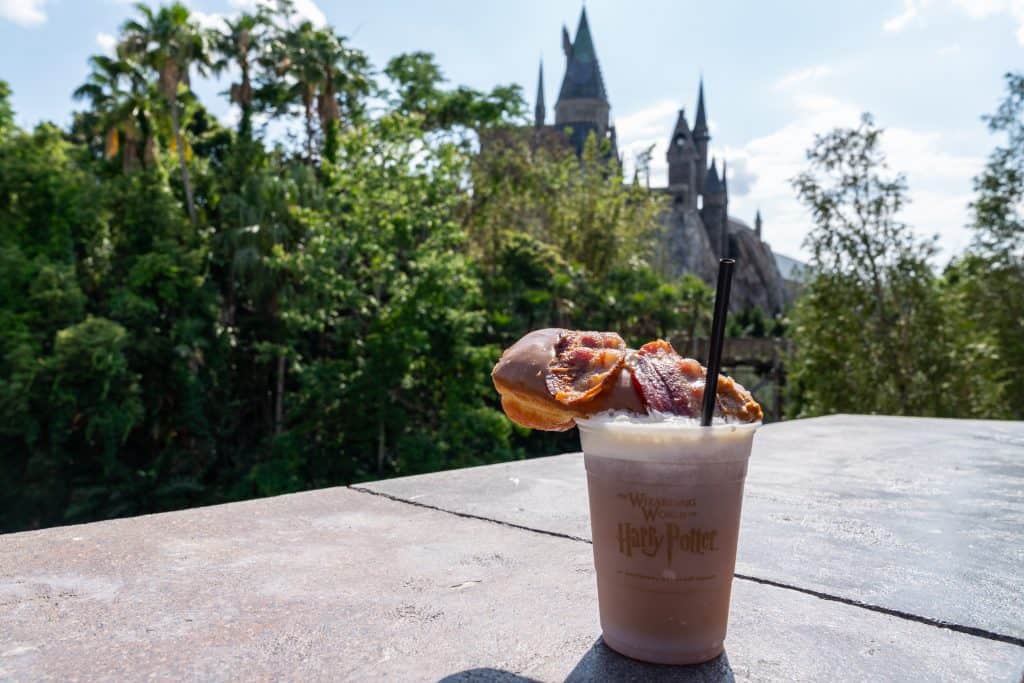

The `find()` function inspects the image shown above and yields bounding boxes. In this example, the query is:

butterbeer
[578,414,757,665]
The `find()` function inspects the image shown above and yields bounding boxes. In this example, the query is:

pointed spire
[755,209,763,238]
[573,7,596,60]
[722,159,728,192]
[694,77,709,140]
[556,7,608,103]
[704,157,723,193]
[668,108,695,149]
[562,25,572,58]
[535,60,546,127]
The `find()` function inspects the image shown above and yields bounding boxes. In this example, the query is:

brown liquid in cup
[579,419,756,665]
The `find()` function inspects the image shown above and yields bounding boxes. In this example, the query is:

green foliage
[787,100,1024,421]
[384,52,525,131]
[0,80,16,138]
[3,2,1018,536]
[787,114,951,417]
[468,128,664,280]
[1,1,735,533]
[727,308,786,339]
[939,72,1024,419]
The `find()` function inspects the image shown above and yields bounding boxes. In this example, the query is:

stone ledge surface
[2,484,1022,681]
[360,414,1024,641]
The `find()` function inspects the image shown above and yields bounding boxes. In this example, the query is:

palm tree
[264,20,322,163]
[120,2,210,226]
[263,22,371,164]
[313,33,371,163]
[73,54,157,173]
[211,11,267,139]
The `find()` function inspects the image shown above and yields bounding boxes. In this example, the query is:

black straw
[701,259,735,426]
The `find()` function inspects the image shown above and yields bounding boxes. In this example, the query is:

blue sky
[0,0,1020,260]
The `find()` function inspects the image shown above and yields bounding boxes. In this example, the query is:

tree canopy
[2,2,1019,534]
[0,2,712,533]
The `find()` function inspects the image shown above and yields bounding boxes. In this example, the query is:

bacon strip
[628,340,704,416]
[626,340,761,421]
[545,331,627,405]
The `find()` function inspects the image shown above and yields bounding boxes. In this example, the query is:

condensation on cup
[577,414,758,665]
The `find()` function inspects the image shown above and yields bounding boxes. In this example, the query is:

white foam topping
[578,409,759,430]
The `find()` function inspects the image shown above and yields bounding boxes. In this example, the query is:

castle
[533,8,792,313]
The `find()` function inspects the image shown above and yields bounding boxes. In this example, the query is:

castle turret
[666,108,699,208]
[693,78,710,197]
[755,209,763,239]
[534,61,546,128]
[555,8,610,153]
[701,158,729,258]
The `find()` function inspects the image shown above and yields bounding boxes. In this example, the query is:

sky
[0,0,1020,260]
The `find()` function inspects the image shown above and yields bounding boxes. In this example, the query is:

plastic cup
[577,416,758,665]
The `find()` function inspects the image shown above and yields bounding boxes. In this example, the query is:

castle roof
[667,109,696,156]
[694,78,709,139]
[557,8,608,103]
[704,158,724,194]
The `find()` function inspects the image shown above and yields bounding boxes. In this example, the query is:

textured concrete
[361,415,1024,641]
[1,486,1022,681]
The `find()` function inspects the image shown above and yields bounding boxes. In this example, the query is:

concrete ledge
[2,479,1022,680]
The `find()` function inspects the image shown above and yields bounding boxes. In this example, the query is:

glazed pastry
[492,329,762,431]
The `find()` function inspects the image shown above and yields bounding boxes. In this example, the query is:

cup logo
[616,491,719,565]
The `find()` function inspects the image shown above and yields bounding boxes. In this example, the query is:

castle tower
[555,8,610,153]
[701,158,729,258]
[693,78,710,197]
[755,209,762,239]
[666,108,699,208]
[534,61,546,128]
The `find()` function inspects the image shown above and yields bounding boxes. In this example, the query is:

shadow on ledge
[437,669,541,682]
[565,638,735,682]
[437,638,734,682]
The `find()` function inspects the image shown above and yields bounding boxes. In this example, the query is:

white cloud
[724,157,757,197]
[886,0,1024,44]
[192,9,228,32]
[0,0,47,26]
[724,94,981,260]
[937,43,961,56]
[617,89,983,261]
[615,99,676,185]
[774,64,832,90]
[949,0,1013,20]
[95,32,118,55]
[229,0,327,26]
[951,0,1024,43]
[884,0,929,32]
[290,0,327,26]
[616,99,678,141]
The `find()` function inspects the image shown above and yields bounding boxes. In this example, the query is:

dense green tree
[384,52,524,132]
[262,117,518,487]
[942,72,1024,419]
[0,81,13,137]
[0,3,733,533]
[467,128,663,281]
[787,114,950,417]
